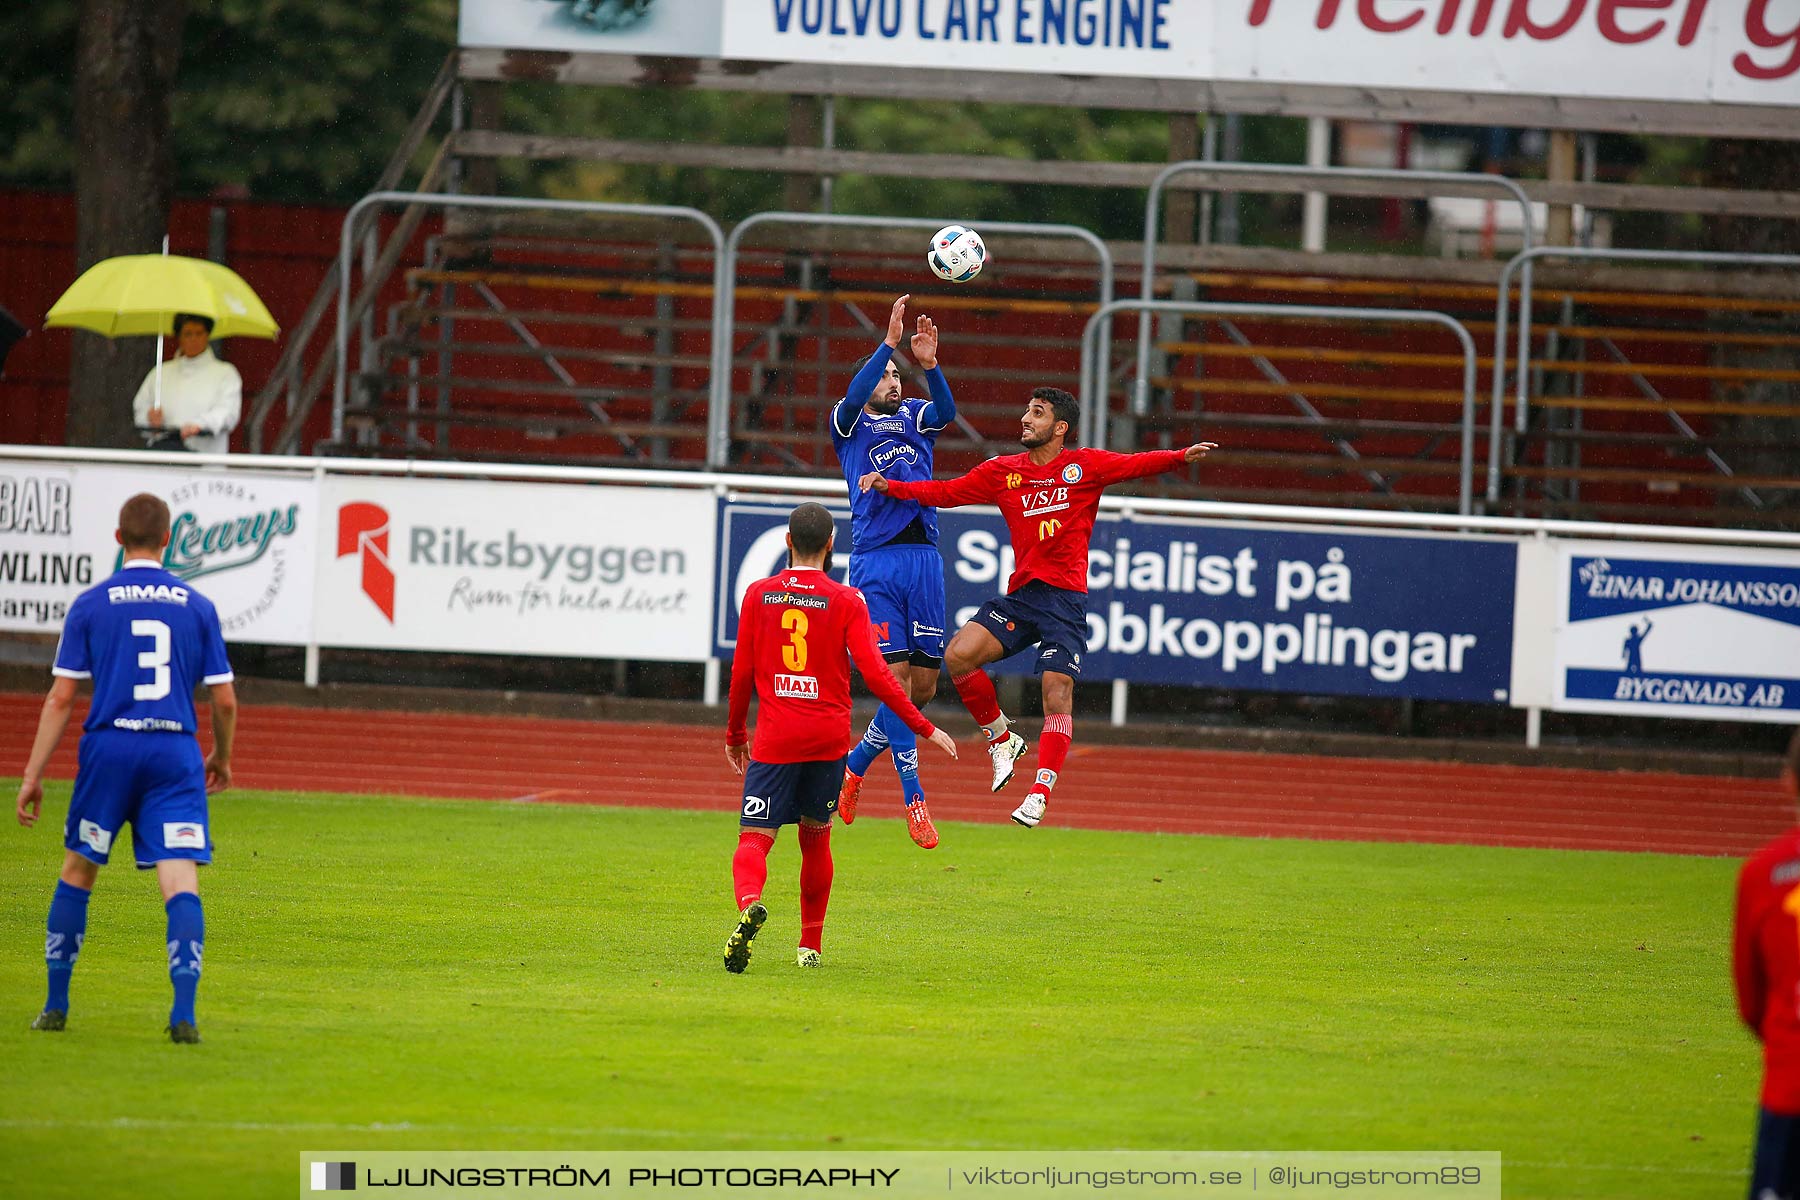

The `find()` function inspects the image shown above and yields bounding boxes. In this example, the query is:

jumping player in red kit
[1734,729,1800,1200]
[861,387,1214,829]
[723,503,956,973]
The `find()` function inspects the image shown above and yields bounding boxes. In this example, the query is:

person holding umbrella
[131,313,240,453]
[44,252,278,454]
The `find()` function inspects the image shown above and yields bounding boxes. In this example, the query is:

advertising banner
[715,500,1516,703]
[318,476,716,662]
[0,462,318,645]
[461,0,1800,107]
[1552,541,1800,722]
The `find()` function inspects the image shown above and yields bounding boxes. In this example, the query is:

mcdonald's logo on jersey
[1038,519,1062,541]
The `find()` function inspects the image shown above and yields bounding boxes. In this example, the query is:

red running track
[0,693,1788,857]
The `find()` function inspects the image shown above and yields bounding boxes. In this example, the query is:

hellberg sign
[459,0,1800,106]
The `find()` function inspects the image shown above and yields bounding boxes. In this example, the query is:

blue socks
[846,713,890,777]
[44,880,91,1014]
[847,707,928,808]
[876,707,926,810]
[165,893,204,1028]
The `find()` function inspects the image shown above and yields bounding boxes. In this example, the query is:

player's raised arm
[844,595,957,761]
[832,295,910,437]
[861,459,998,509]
[912,314,957,434]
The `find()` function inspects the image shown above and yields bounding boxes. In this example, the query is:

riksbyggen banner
[318,477,716,661]
[0,462,317,644]
[1551,541,1800,722]
[715,499,1516,703]
[461,0,1800,107]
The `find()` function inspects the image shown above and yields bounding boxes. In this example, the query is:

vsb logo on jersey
[1061,464,1083,484]
[1004,472,1023,489]
[1038,519,1062,540]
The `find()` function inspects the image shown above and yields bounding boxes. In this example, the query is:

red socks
[732,830,774,910]
[797,822,834,953]
[952,669,1006,741]
[1034,713,1073,796]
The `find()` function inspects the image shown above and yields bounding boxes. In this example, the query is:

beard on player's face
[867,368,903,414]
[1019,404,1060,448]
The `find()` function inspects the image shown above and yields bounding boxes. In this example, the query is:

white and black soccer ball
[927,225,987,284]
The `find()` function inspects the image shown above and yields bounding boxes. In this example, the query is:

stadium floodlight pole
[1084,298,1480,515]
[1487,245,1800,508]
[711,212,1113,468]
[334,192,724,449]
[1135,162,1534,431]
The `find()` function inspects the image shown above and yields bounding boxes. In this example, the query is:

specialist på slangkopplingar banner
[0,462,319,645]
[1553,540,1800,723]
[317,476,717,662]
[715,500,1516,704]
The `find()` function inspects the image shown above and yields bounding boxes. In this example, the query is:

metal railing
[1486,245,1800,505]
[711,212,1113,464]
[1137,163,1535,422]
[334,193,725,449]
[1081,299,1481,514]
[246,52,459,455]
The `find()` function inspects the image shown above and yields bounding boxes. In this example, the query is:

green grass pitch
[0,784,1757,1198]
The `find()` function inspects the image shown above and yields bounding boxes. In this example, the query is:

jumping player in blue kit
[830,294,983,850]
[15,493,238,1043]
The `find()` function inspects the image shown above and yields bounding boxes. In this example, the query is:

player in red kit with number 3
[862,387,1214,829]
[724,503,956,973]
[1734,729,1800,1200]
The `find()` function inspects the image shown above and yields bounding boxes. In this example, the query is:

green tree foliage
[0,0,456,201]
[1,0,1300,239]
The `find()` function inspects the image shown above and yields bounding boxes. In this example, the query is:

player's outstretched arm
[16,676,78,827]
[205,681,238,793]
[860,460,996,509]
[1089,441,1220,486]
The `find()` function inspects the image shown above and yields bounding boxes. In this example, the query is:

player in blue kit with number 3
[15,493,238,1044]
[830,294,973,850]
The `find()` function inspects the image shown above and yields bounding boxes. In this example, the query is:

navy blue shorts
[64,729,211,869]
[1752,1107,1800,1200]
[740,756,847,829]
[971,581,1088,679]
[850,544,947,666]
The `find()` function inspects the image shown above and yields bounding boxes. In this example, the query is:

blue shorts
[740,757,847,830]
[850,543,947,667]
[63,730,211,869]
[972,581,1088,679]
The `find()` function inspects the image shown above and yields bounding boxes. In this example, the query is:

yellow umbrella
[44,253,279,340]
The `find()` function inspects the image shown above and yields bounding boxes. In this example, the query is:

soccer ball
[928,225,987,283]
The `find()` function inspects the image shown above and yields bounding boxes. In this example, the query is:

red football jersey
[726,566,936,764]
[1735,827,1800,1113]
[884,447,1189,594]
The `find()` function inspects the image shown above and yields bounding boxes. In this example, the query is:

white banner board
[314,476,717,662]
[0,462,318,645]
[1551,540,1800,723]
[460,0,1800,107]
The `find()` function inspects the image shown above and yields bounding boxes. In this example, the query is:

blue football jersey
[831,344,955,553]
[53,560,233,734]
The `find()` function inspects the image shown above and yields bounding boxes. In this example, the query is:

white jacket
[131,347,243,454]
